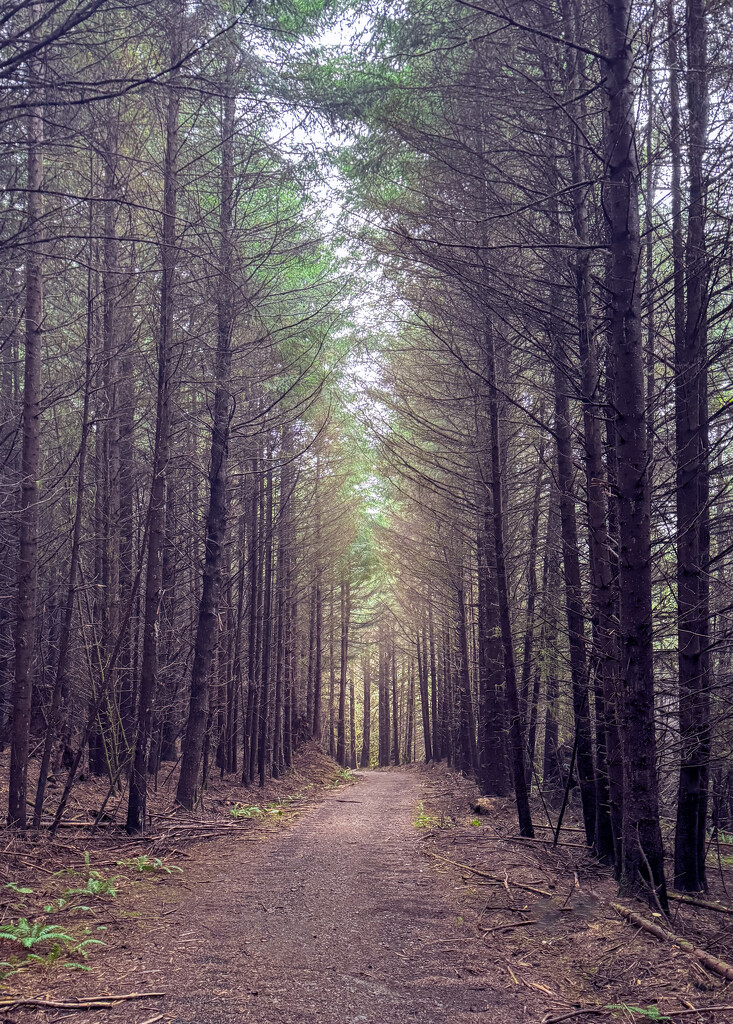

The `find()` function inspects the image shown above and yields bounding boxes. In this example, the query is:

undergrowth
[0,850,182,983]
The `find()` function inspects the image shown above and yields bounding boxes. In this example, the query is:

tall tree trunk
[312,459,323,742]
[126,13,181,830]
[306,582,315,735]
[519,441,545,733]
[313,577,323,743]
[336,574,350,766]
[674,0,710,893]
[348,675,357,769]
[441,629,453,767]
[360,656,371,767]
[257,462,274,787]
[9,40,43,828]
[476,488,509,796]
[428,593,440,760]
[526,498,554,791]
[173,68,236,812]
[379,633,390,767]
[552,328,596,848]
[273,431,292,776]
[562,0,621,863]
[483,320,533,837]
[603,0,667,907]
[118,347,136,756]
[417,614,429,761]
[32,279,92,826]
[101,114,122,765]
[283,540,296,769]
[454,570,478,775]
[405,661,414,763]
[541,490,563,805]
[328,581,336,757]
[242,455,260,784]
[391,632,400,765]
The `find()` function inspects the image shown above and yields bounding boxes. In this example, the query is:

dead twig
[0,992,164,1012]
[541,1010,607,1023]
[424,849,553,897]
[664,1008,733,1017]
[507,836,590,850]
[480,918,537,934]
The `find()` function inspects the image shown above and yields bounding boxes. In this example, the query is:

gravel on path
[29,771,544,1023]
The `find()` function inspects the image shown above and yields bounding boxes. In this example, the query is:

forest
[0,0,732,984]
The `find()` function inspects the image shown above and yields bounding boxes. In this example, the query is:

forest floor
[2,762,733,1023]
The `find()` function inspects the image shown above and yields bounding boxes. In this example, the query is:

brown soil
[419,764,733,1023]
[4,768,546,1023]
[4,765,733,1023]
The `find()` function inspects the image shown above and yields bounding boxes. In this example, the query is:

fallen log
[612,903,733,982]
[667,893,733,915]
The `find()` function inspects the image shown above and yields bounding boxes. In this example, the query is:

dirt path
[65,770,539,1024]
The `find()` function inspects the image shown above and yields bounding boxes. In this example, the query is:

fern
[0,919,75,950]
[65,874,118,898]
[231,803,264,819]
[606,1005,670,1020]
[413,801,436,829]
[117,854,182,874]
[4,882,34,895]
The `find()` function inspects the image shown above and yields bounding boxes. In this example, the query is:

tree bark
[552,327,596,849]
[336,574,350,766]
[476,486,509,796]
[391,633,400,765]
[417,612,432,761]
[9,39,44,828]
[360,656,371,767]
[257,461,274,787]
[483,320,533,837]
[602,0,667,907]
[674,0,710,893]
[32,271,92,826]
[174,69,236,812]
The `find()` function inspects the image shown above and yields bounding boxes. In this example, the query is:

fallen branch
[467,833,588,850]
[612,903,733,981]
[541,1010,607,1023]
[507,836,590,850]
[667,893,733,915]
[665,1008,733,1017]
[0,991,164,1012]
[533,824,585,834]
[480,919,537,934]
[424,849,553,897]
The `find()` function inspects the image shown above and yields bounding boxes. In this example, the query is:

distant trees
[4,0,733,916]
[0,0,374,831]
[310,0,733,905]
